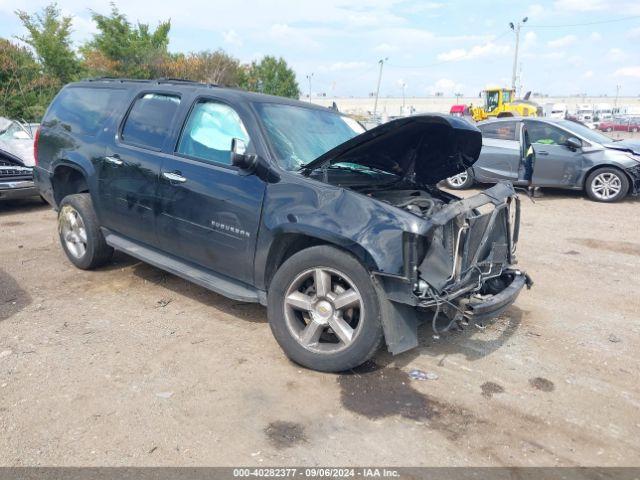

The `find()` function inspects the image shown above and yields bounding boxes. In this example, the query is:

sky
[1,0,639,98]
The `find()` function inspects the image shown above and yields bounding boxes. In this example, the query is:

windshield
[557,120,614,144]
[255,103,365,171]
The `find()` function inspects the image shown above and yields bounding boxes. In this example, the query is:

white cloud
[547,35,577,48]
[523,31,537,47]
[568,55,583,67]
[583,70,594,78]
[608,48,628,62]
[614,66,640,78]
[589,32,602,41]
[527,4,546,18]
[374,43,397,53]
[627,27,640,39]
[427,78,464,95]
[553,0,607,11]
[223,29,242,47]
[437,42,509,62]
[320,61,367,72]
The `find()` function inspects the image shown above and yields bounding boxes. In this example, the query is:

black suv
[34,79,531,372]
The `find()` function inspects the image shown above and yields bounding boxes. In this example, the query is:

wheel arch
[261,230,379,291]
[51,162,90,207]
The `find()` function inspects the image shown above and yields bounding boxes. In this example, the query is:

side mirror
[566,137,582,151]
[230,138,257,171]
[13,130,30,140]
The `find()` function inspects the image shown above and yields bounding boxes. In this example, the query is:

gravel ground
[1,186,639,466]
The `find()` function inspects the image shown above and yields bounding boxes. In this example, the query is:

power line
[526,14,640,28]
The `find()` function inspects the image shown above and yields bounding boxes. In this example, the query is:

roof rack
[85,77,222,88]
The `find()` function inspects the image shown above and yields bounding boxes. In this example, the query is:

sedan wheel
[445,170,474,189]
[284,267,363,353]
[586,168,629,203]
[591,172,622,201]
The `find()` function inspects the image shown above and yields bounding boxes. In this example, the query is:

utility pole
[509,17,528,92]
[401,81,406,112]
[373,57,387,121]
[306,73,313,103]
[614,84,621,111]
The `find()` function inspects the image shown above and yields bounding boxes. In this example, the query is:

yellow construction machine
[468,87,540,122]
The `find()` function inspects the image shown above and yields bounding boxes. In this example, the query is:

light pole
[306,73,314,103]
[401,81,406,111]
[373,57,388,120]
[509,17,528,93]
[614,84,621,111]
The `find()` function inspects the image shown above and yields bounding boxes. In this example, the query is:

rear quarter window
[121,93,181,150]
[43,87,128,136]
[479,122,518,141]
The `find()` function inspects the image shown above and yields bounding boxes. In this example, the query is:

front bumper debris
[374,182,531,356]
[626,164,640,195]
[463,270,533,323]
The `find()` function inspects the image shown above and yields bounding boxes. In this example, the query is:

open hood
[303,114,482,185]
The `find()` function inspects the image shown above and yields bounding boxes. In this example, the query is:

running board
[103,230,265,304]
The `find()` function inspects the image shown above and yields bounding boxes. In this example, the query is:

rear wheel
[267,245,383,372]
[585,168,629,203]
[58,193,113,269]
[445,169,474,189]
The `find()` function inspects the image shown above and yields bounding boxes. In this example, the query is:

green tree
[160,50,241,85]
[240,56,300,99]
[15,3,80,83]
[0,38,59,120]
[81,4,170,78]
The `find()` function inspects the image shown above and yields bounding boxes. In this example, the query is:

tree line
[1,3,301,121]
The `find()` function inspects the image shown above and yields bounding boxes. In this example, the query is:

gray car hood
[603,140,640,156]
[302,114,482,185]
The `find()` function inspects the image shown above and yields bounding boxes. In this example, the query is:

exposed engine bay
[368,190,445,217]
[364,188,446,217]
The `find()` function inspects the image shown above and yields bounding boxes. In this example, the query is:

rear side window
[43,87,128,136]
[479,121,518,141]
[121,93,181,150]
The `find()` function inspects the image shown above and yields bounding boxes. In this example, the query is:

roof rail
[84,77,222,88]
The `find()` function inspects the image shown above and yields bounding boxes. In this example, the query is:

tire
[444,169,474,189]
[606,127,613,132]
[58,193,113,269]
[267,245,384,372]
[632,127,638,133]
[585,167,629,203]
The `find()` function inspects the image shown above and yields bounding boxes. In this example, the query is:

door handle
[162,171,187,183]
[104,155,123,166]
[537,151,549,156]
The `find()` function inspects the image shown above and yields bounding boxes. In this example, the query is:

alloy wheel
[591,172,622,201]
[447,172,468,188]
[59,206,88,258]
[283,267,364,354]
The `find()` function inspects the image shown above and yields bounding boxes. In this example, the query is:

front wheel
[267,245,383,372]
[585,168,629,203]
[445,169,474,189]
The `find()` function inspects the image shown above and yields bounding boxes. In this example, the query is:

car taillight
[33,126,41,166]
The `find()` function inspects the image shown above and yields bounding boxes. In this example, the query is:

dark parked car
[34,79,531,372]
[445,117,640,202]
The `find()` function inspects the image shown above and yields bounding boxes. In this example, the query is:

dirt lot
[1,187,639,466]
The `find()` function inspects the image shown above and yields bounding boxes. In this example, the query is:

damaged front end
[374,182,532,355]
